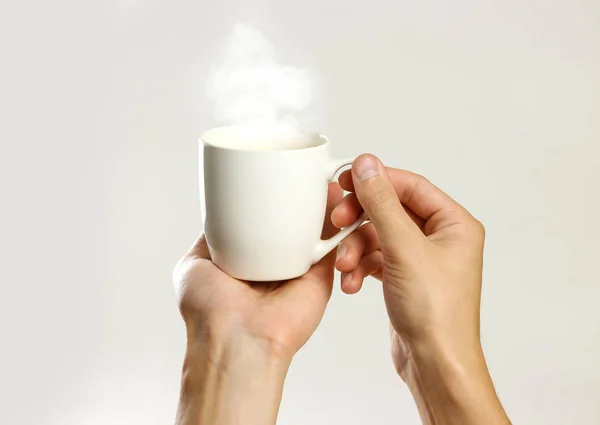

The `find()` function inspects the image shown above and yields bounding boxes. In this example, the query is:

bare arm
[405,337,509,424]
[176,331,289,425]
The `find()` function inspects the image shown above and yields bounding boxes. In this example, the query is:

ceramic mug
[199,126,365,281]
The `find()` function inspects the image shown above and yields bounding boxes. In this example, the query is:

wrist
[189,329,293,379]
[411,332,487,378]
[185,313,299,363]
[177,326,291,425]
[402,335,509,425]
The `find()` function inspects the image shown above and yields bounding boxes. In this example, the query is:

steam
[206,23,311,132]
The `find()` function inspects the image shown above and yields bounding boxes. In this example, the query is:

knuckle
[469,217,486,240]
[404,173,429,205]
[413,173,430,188]
[413,173,429,185]
[371,187,394,208]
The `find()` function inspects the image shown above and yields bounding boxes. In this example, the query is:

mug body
[200,127,330,281]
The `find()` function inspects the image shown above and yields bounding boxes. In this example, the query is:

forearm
[405,338,510,425]
[176,331,291,425]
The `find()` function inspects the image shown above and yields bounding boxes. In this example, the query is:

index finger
[339,168,467,223]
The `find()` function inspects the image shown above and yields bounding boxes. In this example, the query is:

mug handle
[311,157,367,264]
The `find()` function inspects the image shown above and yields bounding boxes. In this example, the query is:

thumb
[352,155,423,256]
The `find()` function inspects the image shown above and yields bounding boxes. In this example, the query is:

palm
[174,184,343,358]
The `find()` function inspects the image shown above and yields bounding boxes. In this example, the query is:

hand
[332,155,510,425]
[172,183,344,425]
[332,155,485,375]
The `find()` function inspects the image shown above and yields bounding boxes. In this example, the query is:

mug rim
[200,125,329,152]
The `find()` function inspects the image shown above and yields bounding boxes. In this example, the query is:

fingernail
[336,245,347,262]
[355,156,379,181]
[341,272,352,290]
[331,206,342,228]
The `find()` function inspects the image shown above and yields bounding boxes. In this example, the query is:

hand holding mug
[332,154,510,424]
[173,183,345,425]
[173,127,365,425]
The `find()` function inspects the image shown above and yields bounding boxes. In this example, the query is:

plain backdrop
[1,0,599,424]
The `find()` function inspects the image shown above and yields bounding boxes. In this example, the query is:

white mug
[199,126,365,281]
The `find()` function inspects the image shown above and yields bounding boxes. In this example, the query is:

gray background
[1,0,599,424]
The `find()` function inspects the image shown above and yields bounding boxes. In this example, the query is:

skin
[173,154,511,425]
[173,183,344,425]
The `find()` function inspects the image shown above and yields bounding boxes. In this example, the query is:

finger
[336,223,379,273]
[351,155,424,255]
[338,169,354,192]
[279,266,334,316]
[341,250,384,294]
[331,192,363,228]
[321,182,344,239]
[343,166,468,235]
[384,169,473,235]
[188,234,211,260]
[344,167,462,222]
[333,192,426,233]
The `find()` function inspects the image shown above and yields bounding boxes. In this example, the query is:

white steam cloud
[206,23,311,131]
